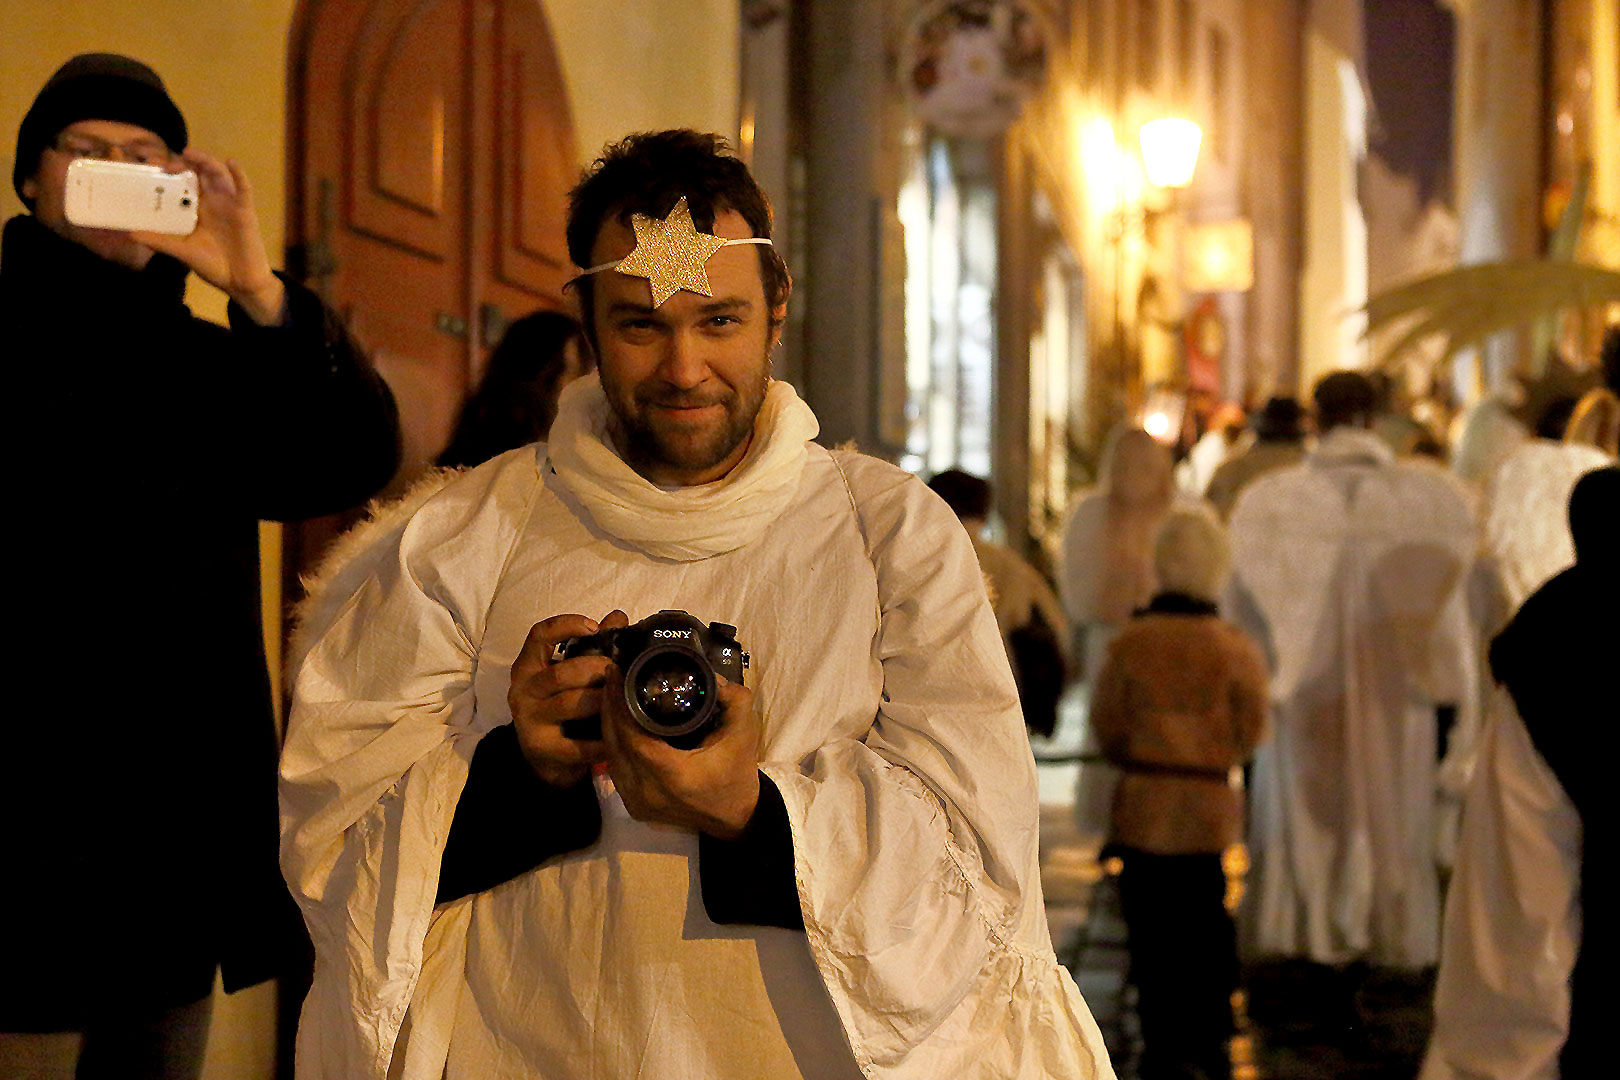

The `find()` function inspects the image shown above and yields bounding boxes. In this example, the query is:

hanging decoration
[901,0,1051,139]
[573,196,775,307]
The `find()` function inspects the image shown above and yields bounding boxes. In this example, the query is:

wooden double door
[288,0,578,487]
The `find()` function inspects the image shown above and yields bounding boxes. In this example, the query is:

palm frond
[1361,260,1620,369]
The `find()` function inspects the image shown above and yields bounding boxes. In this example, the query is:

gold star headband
[572,196,775,306]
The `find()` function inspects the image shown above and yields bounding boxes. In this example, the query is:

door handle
[479,302,509,348]
[434,311,469,340]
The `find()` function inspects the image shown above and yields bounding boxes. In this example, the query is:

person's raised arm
[133,149,283,324]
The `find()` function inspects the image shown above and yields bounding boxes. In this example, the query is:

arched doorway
[284,0,578,559]
[274,6,576,1066]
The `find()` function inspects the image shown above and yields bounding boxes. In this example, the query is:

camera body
[556,610,749,749]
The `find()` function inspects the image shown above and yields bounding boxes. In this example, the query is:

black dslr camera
[555,610,749,750]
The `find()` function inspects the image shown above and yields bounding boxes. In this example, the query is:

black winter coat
[0,214,400,1030]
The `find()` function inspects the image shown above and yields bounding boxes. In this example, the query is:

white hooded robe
[1228,428,1478,967]
[279,377,1111,1079]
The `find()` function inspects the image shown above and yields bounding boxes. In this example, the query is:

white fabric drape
[280,439,1113,1079]
[546,373,820,561]
[1420,689,1579,1080]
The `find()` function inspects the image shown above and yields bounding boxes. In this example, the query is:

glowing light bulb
[1139,118,1202,189]
[1143,411,1173,439]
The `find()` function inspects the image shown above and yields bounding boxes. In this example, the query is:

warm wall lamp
[1105,118,1202,242]
[1139,118,1202,190]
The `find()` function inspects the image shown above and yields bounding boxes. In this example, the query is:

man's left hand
[601,672,762,839]
[131,149,285,325]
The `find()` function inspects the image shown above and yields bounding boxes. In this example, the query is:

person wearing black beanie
[0,53,400,1080]
[11,53,203,282]
[12,53,189,205]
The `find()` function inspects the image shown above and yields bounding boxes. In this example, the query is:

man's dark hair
[565,130,790,345]
[1252,396,1306,442]
[1534,394,1581,440]
[928,469,993,522]
[1313,370,1378,432]
[436,309,587,468]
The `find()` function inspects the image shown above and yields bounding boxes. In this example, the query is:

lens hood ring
[621,643,719,739]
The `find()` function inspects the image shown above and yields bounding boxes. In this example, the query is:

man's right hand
[508,610,629,788]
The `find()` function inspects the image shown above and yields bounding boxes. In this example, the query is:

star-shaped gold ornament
[611,196,730,306]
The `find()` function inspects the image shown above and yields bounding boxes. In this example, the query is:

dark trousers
[0,993,212,1080]
[1114,848,1236,1080]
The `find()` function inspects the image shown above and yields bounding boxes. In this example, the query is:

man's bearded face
[589,208,780,487]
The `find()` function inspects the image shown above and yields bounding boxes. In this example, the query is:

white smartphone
[63,158,198,235]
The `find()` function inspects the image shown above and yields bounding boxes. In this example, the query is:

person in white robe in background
[1060,427,1212,680]
[1423,464,1617,1080]
[1450,397,1529,493]
[1229,371,1478,970]
[279,130,1110,1080]
[1480,382,1614,620]
[1418,687,1580,1080]
[1059,429,1214,839]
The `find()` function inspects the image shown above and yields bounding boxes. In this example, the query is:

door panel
[287,0,577,575]
[351,0,463,256]
[297,0,470,486]
[493,0,574,298]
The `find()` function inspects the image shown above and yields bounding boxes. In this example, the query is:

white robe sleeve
[278,456,540,1079]
[761,456,1113,1079]
[1421,687,1580,1080]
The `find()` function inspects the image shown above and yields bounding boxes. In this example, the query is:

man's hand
[507,610,628,788]
[602,668,762,839]
[130,149,285,324]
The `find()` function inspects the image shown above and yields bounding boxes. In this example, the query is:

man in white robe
[279,130,1110,1080]
[1228,371,1478,970]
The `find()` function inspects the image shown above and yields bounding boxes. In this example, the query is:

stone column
[797,0,897,453]
[1451,0,1547,397]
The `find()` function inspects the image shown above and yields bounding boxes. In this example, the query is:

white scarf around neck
[547,373,821,561]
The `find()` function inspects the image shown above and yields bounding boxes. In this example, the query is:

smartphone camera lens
[180,197,193,208]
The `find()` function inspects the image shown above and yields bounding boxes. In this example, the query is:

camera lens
[624,647,715,738]
[635,656,707,725]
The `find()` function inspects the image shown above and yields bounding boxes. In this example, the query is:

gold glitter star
[611,196,730,306]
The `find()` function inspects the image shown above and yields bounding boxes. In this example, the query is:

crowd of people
[1035,339,1617,1079]
[1,47,1613,1080]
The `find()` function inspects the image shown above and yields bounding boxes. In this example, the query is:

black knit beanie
[13,53,189,207]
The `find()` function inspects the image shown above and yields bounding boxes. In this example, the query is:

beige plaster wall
[1298,0,1370,390]
[546,0,740,162]
[1587,0,1620,273]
